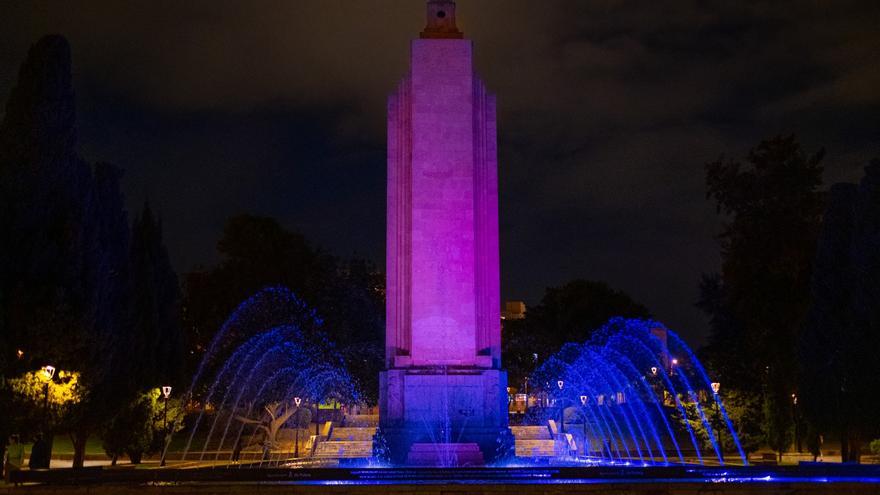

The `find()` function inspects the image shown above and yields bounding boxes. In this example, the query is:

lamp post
[579,394,588,457]
[293,397,302,458]
[160,386,172,467]
[792,393,800,453]
[710,382,722,458]
[41,365,55,426]
[556,380,565,435]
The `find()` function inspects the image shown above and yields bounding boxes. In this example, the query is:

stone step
[312,440,374,459]
[514,439,559,457]
[329,427,377,441]
[510,425,551,440]
[406,443,485,467]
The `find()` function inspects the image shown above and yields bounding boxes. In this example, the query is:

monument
[378,0,513,465]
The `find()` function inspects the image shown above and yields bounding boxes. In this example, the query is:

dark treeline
[0,35,385,469]
[699,135,880,461]
[0,36,182,467]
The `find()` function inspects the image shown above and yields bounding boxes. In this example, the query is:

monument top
[420,0,464,39]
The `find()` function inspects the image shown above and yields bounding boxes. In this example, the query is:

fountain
[169,286,745,470]
[529,317,747,466]
[164,287,360,466]
[14,290,880,492]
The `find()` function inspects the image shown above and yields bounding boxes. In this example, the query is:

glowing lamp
[161,386,172,399]
[711,382,721,394]
[557,380,564,390]
[671,358,679,366]
[16,349,24,359]
[41,365,55,381]
[650,367,658,376]
[294,396,302,407]
[579,395,588,406]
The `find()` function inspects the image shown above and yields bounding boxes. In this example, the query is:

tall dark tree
[0,36,133,468]
[700,135,824,458]
[799,161,880,462]
[128,203,183,389]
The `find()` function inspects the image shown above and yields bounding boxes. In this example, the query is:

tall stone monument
[379,0,512,464]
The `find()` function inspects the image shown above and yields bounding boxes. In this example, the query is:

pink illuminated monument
[378,0,513,464]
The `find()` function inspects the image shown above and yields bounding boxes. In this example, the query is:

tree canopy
[700,135,824,459]
[503,279,650,391]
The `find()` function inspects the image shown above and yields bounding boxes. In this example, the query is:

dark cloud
[1,0,878,345]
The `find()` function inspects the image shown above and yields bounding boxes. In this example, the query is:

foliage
[670,399,715,453]
[101,393,153,463]
[762,387,793,460]
[504,280,650,389]
[701,135,824,458]
[0,36,185,468]
[7,369,82,407]
[714,389,763,455]
[127,203,184,389]
[798,160,880,462]
[100,388,184,463]
[183,215,383,403]
[870,439,880,456]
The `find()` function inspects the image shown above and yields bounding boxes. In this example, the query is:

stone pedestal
[377,368,514,464]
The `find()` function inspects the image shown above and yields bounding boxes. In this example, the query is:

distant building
[650,326,671,369]
[501,301,526,320]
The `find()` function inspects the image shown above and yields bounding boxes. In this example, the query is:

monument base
[377,367,514,465]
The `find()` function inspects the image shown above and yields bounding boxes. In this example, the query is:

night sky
[1,1,878,346]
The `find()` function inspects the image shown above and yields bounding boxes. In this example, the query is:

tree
[700,135,824,459]
[101,388,184,464]
[314,258,384,404]
[183,215,384,403]
[799,161,880,462]
[235,400,310,456]
[183,214,318,364]
[128,203,183,389]
[503,280,650,390]
[0,35,134,468]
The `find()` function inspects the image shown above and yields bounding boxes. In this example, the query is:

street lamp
[41,365,55,427]
[555,380,566,435]
[792,393,800,453]
[293,397,302,458]
[160,386,172,467]
[710,382,722,459]
[41,365,55,381]
[650,366,658,376]
[579,395,588,457]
